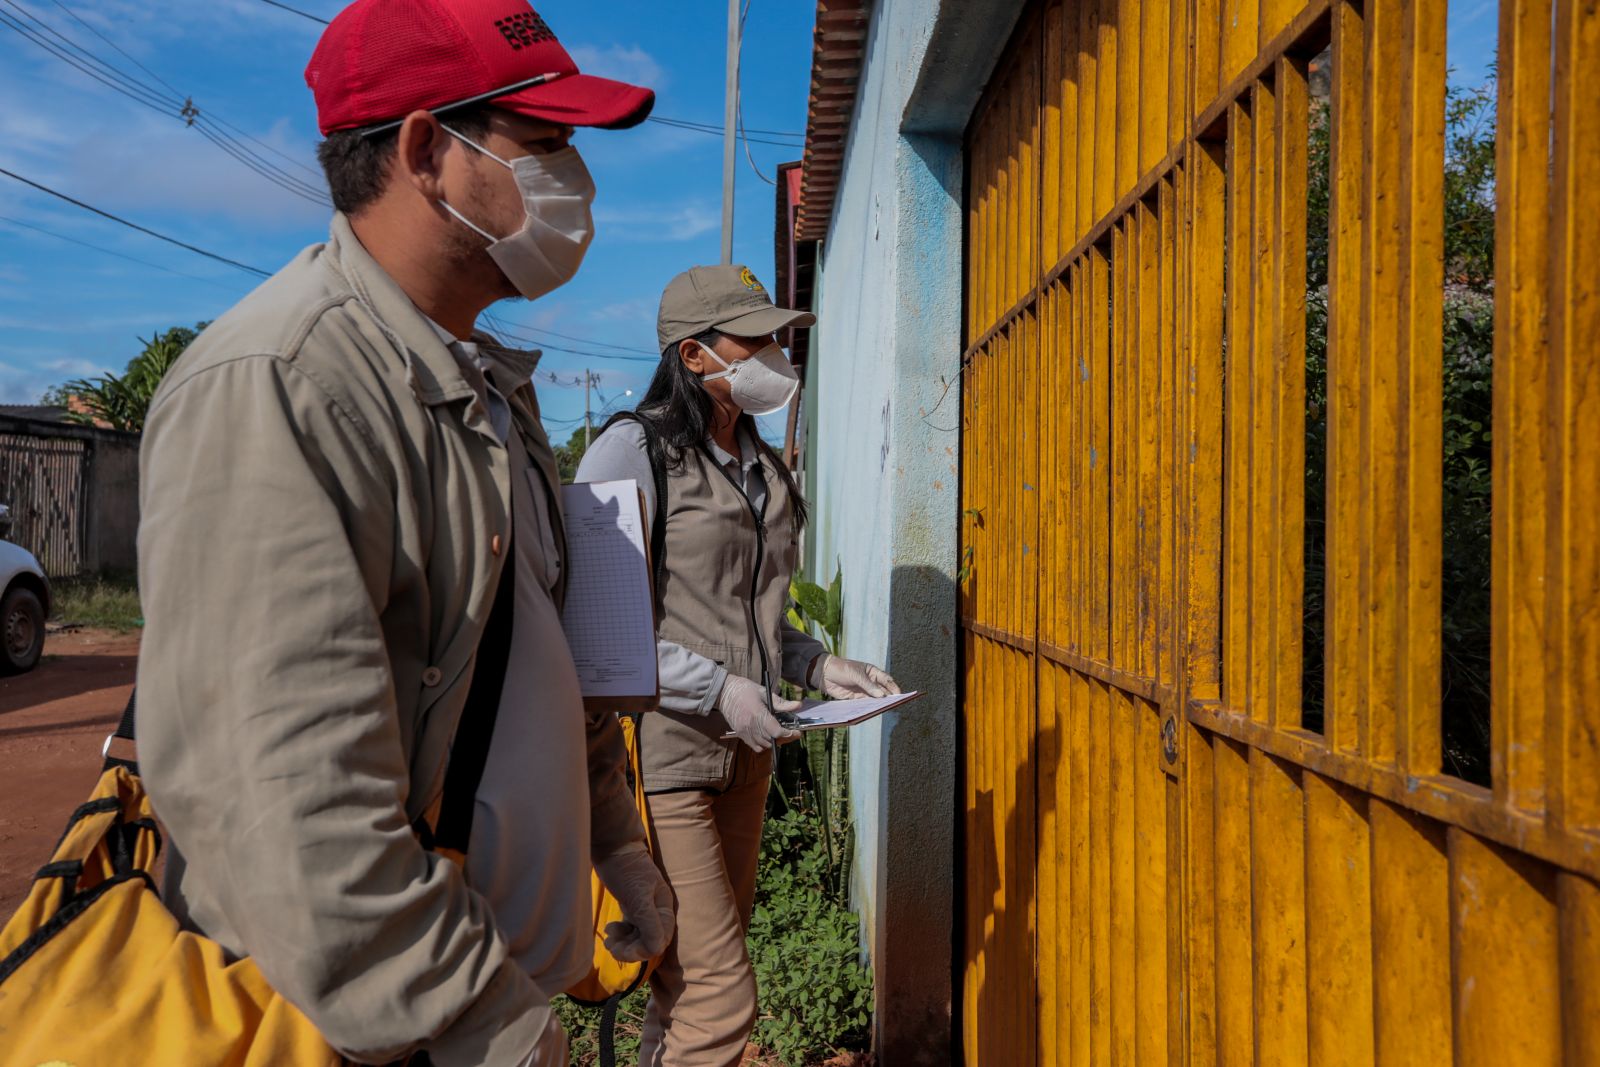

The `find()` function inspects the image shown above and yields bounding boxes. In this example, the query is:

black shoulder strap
[102,559,518,858]
[432,554,517,854]
[598,410,668,618]
[102,689,139,774]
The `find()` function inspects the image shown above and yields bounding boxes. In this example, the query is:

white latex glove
[514,1007,568,1067]
[593,842,675,963]
[718,674,802,752]
[810,654,902,699]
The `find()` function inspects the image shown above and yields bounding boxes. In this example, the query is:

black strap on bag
[102,688,139,775]
[597,410,668,619]
[430,553,517,854]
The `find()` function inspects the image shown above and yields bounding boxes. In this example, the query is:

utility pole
[584,370,593,450]
[720,0,739,264]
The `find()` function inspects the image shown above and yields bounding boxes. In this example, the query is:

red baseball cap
[305,0,655,136]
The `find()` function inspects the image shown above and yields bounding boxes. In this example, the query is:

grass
[50,572,143,632]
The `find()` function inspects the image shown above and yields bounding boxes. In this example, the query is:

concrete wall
[802,2,1021,1061]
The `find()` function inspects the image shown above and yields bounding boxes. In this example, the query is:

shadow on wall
[872,563,960,1065]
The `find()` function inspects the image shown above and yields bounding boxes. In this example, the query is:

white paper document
[559,480,658,702]
[786,690,925,731]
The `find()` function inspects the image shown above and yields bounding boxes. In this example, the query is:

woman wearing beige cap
[577,264,898,1066]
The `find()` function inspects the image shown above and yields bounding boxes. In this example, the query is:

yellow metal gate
[958,0,1599,1062]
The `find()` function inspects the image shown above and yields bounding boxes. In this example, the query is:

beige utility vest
[641,441,799,792]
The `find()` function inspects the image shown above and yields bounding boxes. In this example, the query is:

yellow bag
[0,762,340,1067]
[563,713,664,1065]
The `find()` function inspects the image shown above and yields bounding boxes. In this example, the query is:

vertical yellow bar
[1559,873,1600,1067]
[1370,799,1452,1060]
[1090,247,1113,664]
[1139,0,1170,175]
[1447,829,1561,1065]
[1059,1,1082,251]
[1396,0,1446,776]
[1070,669,1093,1067]
[1112,220,1132,672]
[1323,0,1366,754]
[1273,54,1309,732]
[1043,0,1064,271]
[1258,0,1297,49]
[1248,76,1278,727]
[1089,680,1112,1065]
[1222,102,1253,713]
[1185,725,1219,1067]
[1548,0,1600,831]
[1096,0,1121,221]
[1303,773,1374,1066]
[1077,0,1100,242]
[1167,0,1188,149]
[1135,699,1169,1065]
[1220,0,1258,90]
[1109,689,1137,1066]
[1249,750,1308,1061]
[1071,264,1086,657]
[1189,140,1227,699]
[1037,660,1058,1067]
[1358,0,1403,767]
[1211,736,1254,1064]
[1140,199,1162,679]
[1158,178,1180,690]
[1025,314,1041,645]
[1115,0,1142,196]
[1489,0,1551,812]
[1192,0,1222,120]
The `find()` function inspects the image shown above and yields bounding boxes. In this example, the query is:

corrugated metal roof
[795,0,868,242]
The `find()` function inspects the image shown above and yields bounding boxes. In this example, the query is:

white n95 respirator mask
[698,341,800,416]
[438,125,596,301]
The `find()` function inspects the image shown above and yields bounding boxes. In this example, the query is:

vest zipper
[700,443,775,713]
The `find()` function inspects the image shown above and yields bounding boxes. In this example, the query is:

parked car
[1,505,50,675]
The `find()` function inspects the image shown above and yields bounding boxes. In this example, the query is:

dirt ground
[0,627,140,917]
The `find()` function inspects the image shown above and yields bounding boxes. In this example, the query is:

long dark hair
[621,328,809,532]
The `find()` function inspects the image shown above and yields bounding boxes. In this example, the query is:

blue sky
[0,0,815,443]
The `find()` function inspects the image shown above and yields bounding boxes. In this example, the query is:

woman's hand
[718,674,803,752]
[810,654,901,699]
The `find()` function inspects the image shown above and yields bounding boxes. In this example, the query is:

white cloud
[588,297,655,323]
[594,202,719,243]
[566,44,668,92]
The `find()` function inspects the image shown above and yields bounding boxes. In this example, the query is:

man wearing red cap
[133,3,668,1064]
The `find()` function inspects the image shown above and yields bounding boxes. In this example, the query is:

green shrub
[747,804,874,1065]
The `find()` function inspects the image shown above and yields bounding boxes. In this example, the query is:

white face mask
[698,341,800,416]
[438,125,596,301]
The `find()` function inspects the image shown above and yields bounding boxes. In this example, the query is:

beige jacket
[643,440,801,791]
[135,214,640,1066]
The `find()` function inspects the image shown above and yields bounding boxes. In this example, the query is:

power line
[1,0,330,205]
[0,166,272,277]
[255,0,329,23]
[0,213,251,292]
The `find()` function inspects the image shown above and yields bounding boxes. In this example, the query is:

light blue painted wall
[800,1,1021,1060]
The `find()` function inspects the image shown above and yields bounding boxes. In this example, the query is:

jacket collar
[326,213,543,407]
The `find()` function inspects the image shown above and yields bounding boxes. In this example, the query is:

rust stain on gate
[957,0,1599,1062]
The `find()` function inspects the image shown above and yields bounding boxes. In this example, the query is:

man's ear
[679,338,706,374]
[395,111,450,200]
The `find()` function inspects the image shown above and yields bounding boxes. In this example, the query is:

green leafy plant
[779,565,853,900]
[747,803,874,1065]
[59,323,208,433]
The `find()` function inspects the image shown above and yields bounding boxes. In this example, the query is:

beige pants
[639,765,769,1067]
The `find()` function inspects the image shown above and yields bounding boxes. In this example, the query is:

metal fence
[0,431,91,578]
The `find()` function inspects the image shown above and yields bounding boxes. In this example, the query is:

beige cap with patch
[656,264,817,351]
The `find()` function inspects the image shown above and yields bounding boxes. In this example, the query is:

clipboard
[560,480,660,713]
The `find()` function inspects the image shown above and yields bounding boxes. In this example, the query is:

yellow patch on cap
[739,267,766,293]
